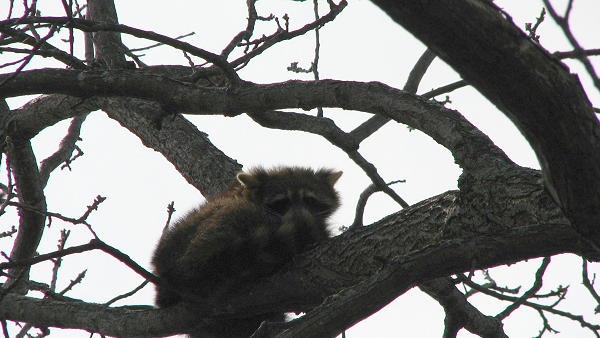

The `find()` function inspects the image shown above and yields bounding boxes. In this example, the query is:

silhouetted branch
[39,113,88,187]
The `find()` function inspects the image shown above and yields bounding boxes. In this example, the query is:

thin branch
[50,229,70,291]
[0,238,158,285]
[525,7,546,44]
[39,113,89,188]
[347,151,409,208]
[350,180,405,228]
[535,309,560,337]
[421,80,468,99]
[420,277,508,338]
[0,17,241,84]
[220,0,257,58]
[0,240,102,271]
[0,27,87,69]
[230,0,347,68]
[58,269,86,295]
[60,0,75,55]
[459,270,600,333]
[496,256,551,320]
[349,48,437,143]
[104,280,151,306]
[554,48,600,59]
[0,24,59,88]
[312,0,324,117]
[164,201,175,230]
[582,259,600,312]
[542,0,600,90]
[4,195,105,228]
[130,32,195,52]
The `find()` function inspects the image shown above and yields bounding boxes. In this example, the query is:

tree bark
[369,0,600,246]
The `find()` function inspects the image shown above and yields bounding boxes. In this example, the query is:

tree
[1,0,599,337]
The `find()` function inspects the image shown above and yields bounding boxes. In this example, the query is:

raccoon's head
[237,166,342,222]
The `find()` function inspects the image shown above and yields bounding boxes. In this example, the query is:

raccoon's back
[152,198,288,306]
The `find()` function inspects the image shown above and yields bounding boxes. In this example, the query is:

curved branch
[3,136,47,292]
[39,113,88,187]
[1,167,596,337]
[0,16,239,83]
[369,0,600,246]
[230,0,348,68]
[0,72,509,172]
[0,27,87,69]
[420,278,508,338]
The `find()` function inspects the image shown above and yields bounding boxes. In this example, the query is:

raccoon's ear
[326,171,343,187]
[237,172,261,188]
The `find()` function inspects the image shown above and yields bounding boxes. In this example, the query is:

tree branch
[39,113,89,187]
[0,73,509,172]
[3,135,47,292]
[420,277,508,338]
[369,0,600,246]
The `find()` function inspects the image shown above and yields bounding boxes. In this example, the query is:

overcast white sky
[2,0,600,337]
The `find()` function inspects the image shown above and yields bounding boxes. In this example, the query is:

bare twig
[421,80,468,99]
[0,226,17,239]
[130,32,195,52]
[0,27,87,69]
[312,0,324,118]
[0,24,59,88]
[104,280,151,306]
[164,201,176,230]
[58,269,87,295]
[583,259,600,313]
[0,238,158,285]
[39,113,89,188]
[350,180,405,228]
[3,195,105,230]
[542,0,600,90]
[0,17,240,84]
[459,268,600,334]
[496,257,551,320]
[230,0,347,68]
[50,229,71,291]
[525,8,546,43]
[61,0,75,55]
[554,48,600,59]
[347,151,409,208]
[349,48,436,144]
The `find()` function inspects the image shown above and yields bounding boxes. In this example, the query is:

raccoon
[152,166,342,337]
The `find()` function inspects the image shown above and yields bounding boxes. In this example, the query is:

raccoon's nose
[278,207,315,234]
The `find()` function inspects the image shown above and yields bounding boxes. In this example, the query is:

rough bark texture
[369,0,600,245]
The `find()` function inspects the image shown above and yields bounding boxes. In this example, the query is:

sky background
[2,0,600,337]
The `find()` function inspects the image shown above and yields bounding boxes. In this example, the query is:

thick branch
[95,97,241,195]
[4,138,46,291]
[88,0,127,69]
[0,73,509,171]
[369,0,600,245]
[1,162,597,337]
